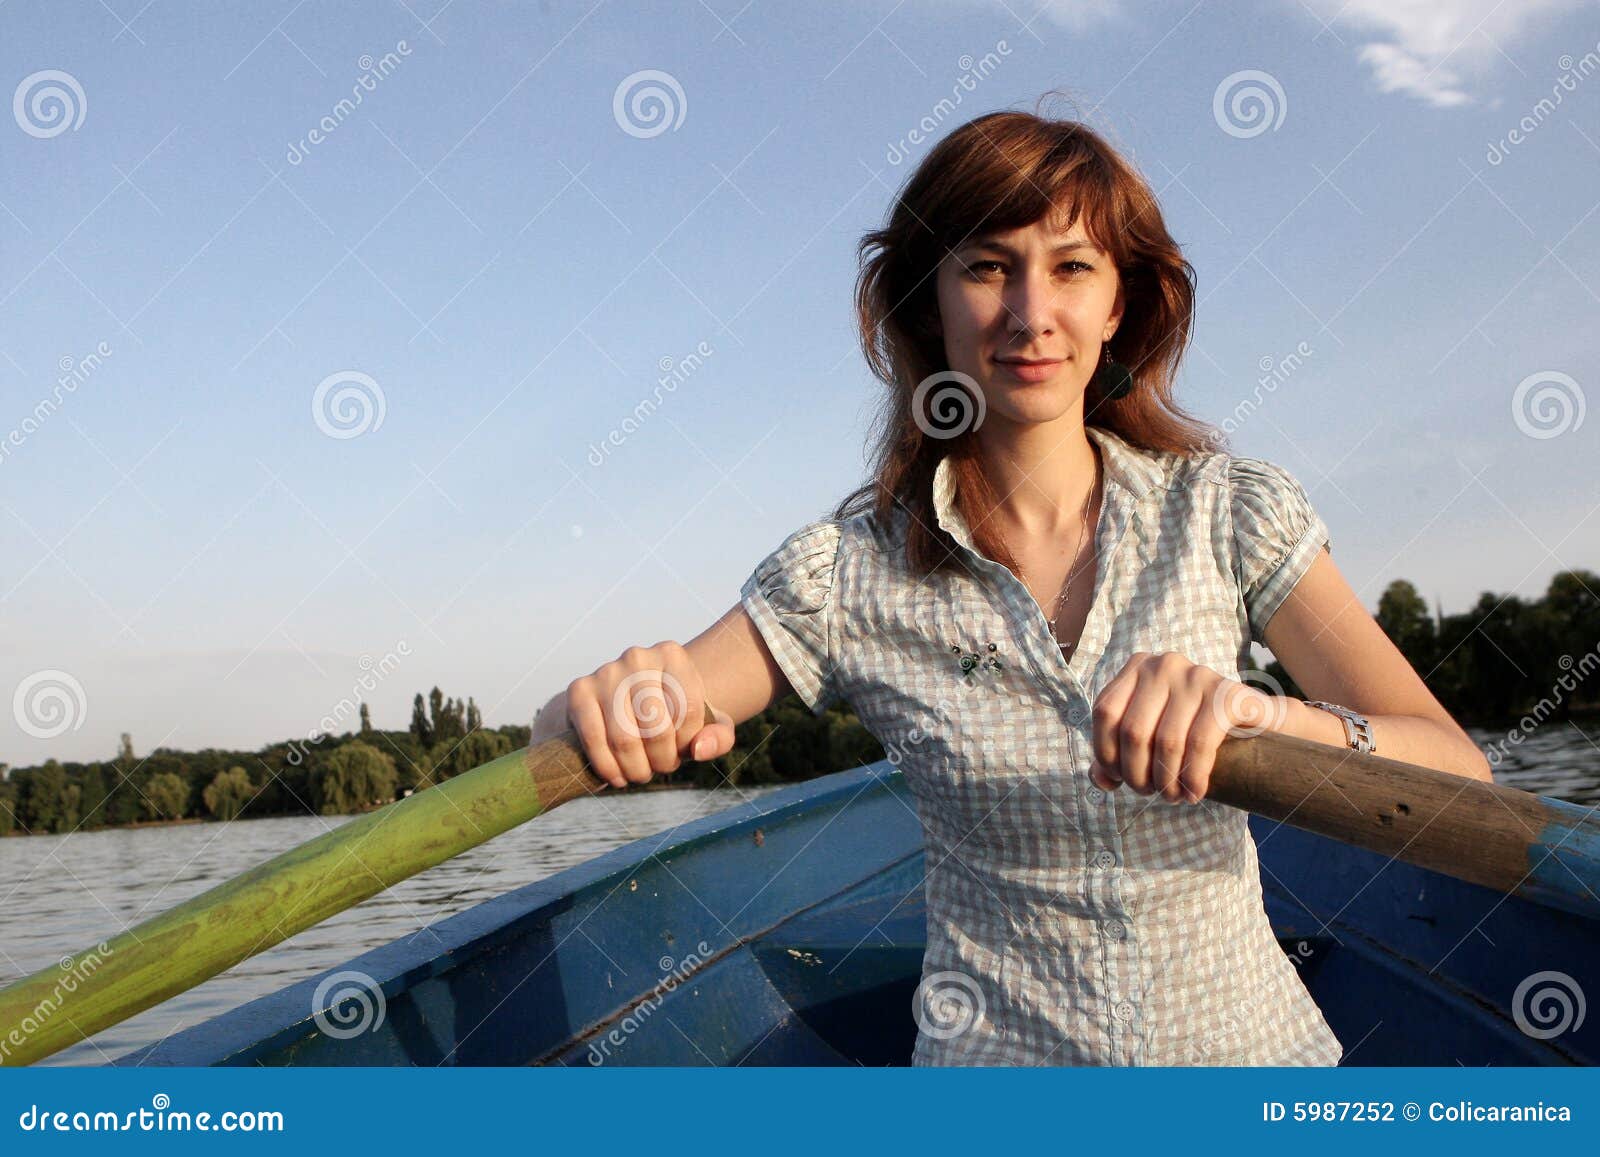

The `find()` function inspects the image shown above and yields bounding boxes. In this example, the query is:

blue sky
[2,0,1597,764]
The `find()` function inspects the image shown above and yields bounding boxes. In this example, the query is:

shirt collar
[932,425,1164,552]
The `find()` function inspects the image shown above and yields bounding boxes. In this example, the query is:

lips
[994,356,1065,383]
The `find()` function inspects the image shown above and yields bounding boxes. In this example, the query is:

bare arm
[1262,547,1493,782]
[531,601,797,787]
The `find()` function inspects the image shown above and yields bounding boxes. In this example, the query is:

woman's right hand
[532,641,737,789]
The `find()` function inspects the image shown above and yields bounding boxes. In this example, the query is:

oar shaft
[1211,731,1600,919]
[0,736,597,1067]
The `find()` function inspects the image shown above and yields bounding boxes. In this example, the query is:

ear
[1105,280,1125,341]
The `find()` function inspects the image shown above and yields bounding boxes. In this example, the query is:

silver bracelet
[1303,700,1377,754]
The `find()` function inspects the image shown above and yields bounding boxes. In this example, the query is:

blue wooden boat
[119,762,1598,1067]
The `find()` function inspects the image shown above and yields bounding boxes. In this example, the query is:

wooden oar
[1210,730,1600,920]
[1,724,1593,1065]
[0,706,707,1068]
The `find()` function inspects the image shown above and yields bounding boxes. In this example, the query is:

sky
[1,0,1597,766]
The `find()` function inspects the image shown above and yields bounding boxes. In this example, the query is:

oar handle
[1210,730,1600,919]
[0,699,721,1067]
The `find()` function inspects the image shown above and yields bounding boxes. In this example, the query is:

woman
[532,109,1493,1066]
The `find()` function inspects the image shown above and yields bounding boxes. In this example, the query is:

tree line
[3,568,1596,837]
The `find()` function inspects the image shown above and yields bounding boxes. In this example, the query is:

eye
[963,260,1004,278]
[1060,260,1093,274]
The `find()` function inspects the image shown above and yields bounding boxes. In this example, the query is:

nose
[1002,265,1057,339]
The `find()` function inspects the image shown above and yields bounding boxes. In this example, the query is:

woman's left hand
[1087,651,1285,804]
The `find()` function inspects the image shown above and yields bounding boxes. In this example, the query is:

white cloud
[1294,0,1598,108]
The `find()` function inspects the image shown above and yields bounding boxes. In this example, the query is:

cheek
[936,283,996,344]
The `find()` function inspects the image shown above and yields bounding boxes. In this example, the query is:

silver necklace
[1046,469,1100,653]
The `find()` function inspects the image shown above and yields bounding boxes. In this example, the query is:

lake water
[3,722,1596,1066]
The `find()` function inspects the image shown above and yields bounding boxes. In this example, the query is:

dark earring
[1094,345,1133,400]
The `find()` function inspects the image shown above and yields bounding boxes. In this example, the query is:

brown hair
[835,105,1224,577]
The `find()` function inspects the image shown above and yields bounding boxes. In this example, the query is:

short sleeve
[1228,457,1331,643]
[739,519,843,714]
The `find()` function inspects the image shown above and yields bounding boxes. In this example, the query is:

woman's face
[933,215,1124,427]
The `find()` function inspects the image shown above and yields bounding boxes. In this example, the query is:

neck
[972,413,1101,539]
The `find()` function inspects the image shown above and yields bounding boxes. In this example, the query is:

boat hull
[118,764,1598,1066]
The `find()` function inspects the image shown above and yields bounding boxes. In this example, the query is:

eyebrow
[961,237,1101,257]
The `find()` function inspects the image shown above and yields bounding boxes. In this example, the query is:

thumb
[689,705,736,761]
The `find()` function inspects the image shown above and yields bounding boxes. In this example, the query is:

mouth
[994,355,1066,382]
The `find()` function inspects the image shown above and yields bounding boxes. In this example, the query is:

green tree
[359,701,373,735]
[1376,579,1437,675]
[411,692,433,746]
[310,742,398,815]
[143,772,190,821]
[203,766,254,821]
[466,697,482,733]
[449,728,512,778]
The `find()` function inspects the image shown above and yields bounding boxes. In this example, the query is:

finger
[1115,670,1170,795]
[1179,699,1229,805]
[604,679,655,785]
[1090,663,1141,774]
[571,695,625,789]
[1151,685,1204,803]
[690,705,737,761]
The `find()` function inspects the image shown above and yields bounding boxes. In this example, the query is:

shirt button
[1104,919,1127,940]
[1067,705,1087,725]
[1086,788,1105,805]
[1093,849,1117,870]
[1114,1000,1136,1022]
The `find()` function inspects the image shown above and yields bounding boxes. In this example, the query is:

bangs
[925,131,1129,266]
